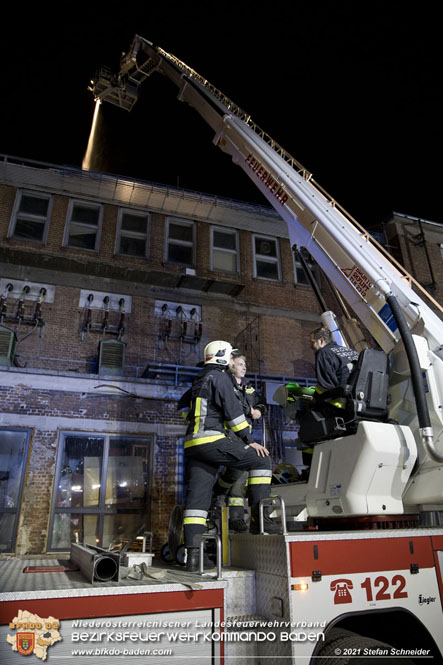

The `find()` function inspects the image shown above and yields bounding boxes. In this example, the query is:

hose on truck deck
[386,295,443,463]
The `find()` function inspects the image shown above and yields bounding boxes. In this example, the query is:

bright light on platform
[82,98,102,171]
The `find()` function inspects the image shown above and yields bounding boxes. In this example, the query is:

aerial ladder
[89,34,443,662]
[91,35,443,520]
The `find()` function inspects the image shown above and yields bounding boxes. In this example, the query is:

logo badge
[330,578,354,604]
[7,611,61,659]
[17,633,35,656]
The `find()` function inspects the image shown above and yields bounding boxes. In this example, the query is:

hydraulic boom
[91,35,443,514]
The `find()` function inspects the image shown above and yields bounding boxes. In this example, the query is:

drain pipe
[386,295,443,463]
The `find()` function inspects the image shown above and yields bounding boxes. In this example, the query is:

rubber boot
[229,518,248,532]
[249,505,281,535]
[185,547,215,572]
[228,505,248,532]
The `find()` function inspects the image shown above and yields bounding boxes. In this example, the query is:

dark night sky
[1,1,442,228]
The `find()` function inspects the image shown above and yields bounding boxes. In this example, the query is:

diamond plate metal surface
[223,569,256,618]
[229,535,293,663]
[0,558,225,600]
[230,534,289,576]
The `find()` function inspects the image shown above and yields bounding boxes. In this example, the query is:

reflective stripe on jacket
[184,365,254,449]
[231,374,267,427]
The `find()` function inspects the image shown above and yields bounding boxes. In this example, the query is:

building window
[8,190,52,243]
[116,209,150,257]
[294,260,309,285]
[0,428,31,553]
[49,432,154,551]
[293,254,319,286]
[253,235,281,281]
[64,200,103,251]
[211,226,239,273]
[165,218,194,265]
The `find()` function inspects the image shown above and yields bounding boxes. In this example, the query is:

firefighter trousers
[183,436,272,547]
[214,467,248,520]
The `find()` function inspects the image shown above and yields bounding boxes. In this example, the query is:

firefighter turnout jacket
[184,365,255,448]
[231,374,267,427]
[315,342,359,391]
[214,376,268,521]
[182,364,272,546]
[214,374,267,498]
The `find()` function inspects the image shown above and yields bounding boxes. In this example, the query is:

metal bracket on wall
[0,279,55,303]
[79,290,132,312]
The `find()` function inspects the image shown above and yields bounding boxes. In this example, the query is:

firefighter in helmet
[183,340,279,572]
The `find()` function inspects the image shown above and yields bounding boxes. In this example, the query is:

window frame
[164,217,195,266]
[115,208,150,258]
[63,199,104,252]
[252,233,281,282]
[210,225,239,274]
[8,189,53,244]
[293,253,320,286]
[0,427,32,553]
[48,431,154,552]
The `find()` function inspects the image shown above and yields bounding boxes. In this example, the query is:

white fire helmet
[204,340,237,366]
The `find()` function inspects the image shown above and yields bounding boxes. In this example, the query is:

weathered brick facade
[0,158,328,556]
[1,161,442,557]
[382,213,443,312]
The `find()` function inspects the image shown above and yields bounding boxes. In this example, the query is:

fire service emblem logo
[7,610,61,660]
[17,633,35,656]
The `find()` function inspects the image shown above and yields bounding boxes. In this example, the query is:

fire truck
[88,34,443,663]
[3,35,438,665]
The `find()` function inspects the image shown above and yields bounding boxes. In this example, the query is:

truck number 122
[361,575,408,602]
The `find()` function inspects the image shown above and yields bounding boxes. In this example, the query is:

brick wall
[4,383,185,554]
[0,183,324,325]
[0,170,326,556]
[383,215,443,310]
[16,429,58,555]
[0,181,324,376]
[2,286,319,377]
